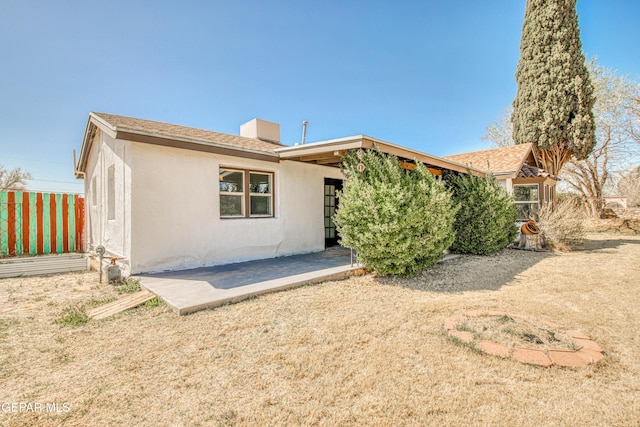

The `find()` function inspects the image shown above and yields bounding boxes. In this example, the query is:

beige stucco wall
[128,142,343,274]
[496,177,513,194]
[84,130,132,273]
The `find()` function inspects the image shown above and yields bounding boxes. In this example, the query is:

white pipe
[301,120,308,145]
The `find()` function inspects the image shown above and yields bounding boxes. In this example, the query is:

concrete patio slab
[135,248,362,315]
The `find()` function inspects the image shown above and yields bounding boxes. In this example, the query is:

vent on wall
[240,118,280,144]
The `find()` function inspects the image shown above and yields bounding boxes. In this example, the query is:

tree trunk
[534,145,573,177]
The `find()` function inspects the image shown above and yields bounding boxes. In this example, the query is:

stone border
[444,311,605,367]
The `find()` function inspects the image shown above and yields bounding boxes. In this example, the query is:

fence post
[0,192,8,257]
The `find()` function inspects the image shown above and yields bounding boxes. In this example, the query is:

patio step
[145,264,365,315]
[88,290,156,320]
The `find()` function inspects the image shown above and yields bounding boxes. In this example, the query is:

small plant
[141,297,161,308]
[502,326,524,337]
[55,305,88,327]
[115,278,142,294]
[497,315,513,324]
[447,334,483,354]
[455,321,474,333]
[522,333,544,344]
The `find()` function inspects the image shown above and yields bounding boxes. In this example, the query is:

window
[219,169,244,217]
[219,168,273,218]
[107,165,115,220]
[249,172,272,217]
[513,184,539,220]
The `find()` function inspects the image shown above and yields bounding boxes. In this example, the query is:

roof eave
[493,172,517,179]
[513,144,534,178]
[76,113,121,177]
[115,128,280,160]
[76,114,281,176]
[277,135,485,176]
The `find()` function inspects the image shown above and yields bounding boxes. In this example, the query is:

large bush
[446,172,518,255]
[334,149,458,277]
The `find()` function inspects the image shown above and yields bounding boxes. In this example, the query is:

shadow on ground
[376,248,552,293]
[574,235,640,252]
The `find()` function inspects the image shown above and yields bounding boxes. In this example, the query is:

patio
[136,247,361,315]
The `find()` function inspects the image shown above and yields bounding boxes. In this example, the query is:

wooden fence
[0,191,85,257]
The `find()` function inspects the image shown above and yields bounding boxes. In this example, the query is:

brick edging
[444,311,605,367]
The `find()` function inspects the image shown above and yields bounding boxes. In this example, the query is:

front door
[324,178,343,248]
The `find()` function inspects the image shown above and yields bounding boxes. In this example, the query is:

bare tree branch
[0,165,32,191]
[482,106,514,148]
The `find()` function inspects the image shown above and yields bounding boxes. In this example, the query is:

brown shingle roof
[91,112,283,154]
[443,144,534,175]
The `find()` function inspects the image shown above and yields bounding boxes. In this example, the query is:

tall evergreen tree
[511,0,596,176]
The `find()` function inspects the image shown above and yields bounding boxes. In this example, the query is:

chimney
[240,118,280,144]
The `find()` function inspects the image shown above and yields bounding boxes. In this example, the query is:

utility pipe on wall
[301,121,308,145]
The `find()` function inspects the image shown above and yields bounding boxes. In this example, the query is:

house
[443,144,557,219]
[75,112,481,275]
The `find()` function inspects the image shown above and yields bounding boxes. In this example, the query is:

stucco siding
[129,142,343,274]
[84,130,132,271]
[497,178,513,194]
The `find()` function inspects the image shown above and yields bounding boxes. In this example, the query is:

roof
[76,113,282,174]
[74,112,488,178]
[276,135,485,176]
[91,112,283,153]
[443,144,535,177]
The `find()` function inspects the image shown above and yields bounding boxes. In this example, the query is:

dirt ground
[1,233,639,426]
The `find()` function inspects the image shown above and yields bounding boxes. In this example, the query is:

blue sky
[1,0,638,194]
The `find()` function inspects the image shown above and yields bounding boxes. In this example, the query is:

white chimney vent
[240,118,280,144]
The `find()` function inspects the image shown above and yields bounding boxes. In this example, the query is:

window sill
[220,216,275,219]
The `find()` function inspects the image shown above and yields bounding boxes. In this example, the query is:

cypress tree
[511,0,596,176]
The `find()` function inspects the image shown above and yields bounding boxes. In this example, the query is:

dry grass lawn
[1,233,640,426]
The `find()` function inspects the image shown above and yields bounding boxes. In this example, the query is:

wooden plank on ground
[88,290,156,320]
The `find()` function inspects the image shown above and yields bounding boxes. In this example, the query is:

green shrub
[115,278,142,294]
[446,172,518,255]
[141,297,161,308]
[334,149,458,277]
